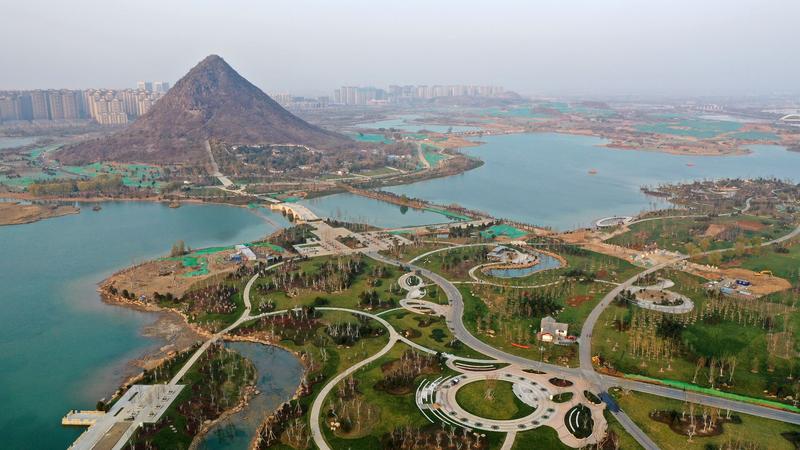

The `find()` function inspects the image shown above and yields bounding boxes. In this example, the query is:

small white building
[234,244,257,261]
[539,316,568,343]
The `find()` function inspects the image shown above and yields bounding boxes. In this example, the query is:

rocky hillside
[58,55,350,164]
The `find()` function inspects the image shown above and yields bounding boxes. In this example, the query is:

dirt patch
[688,265,792,296]
[567,295,593,307]
[0,201,79,225]
[703,223,728,238]
[736,220,766,231]
[105,251,240,300]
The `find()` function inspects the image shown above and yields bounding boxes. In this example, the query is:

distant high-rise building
[0,96,18,121]
[153,81,170,93]
[30,91,50,120]
[334,84,505,105]
[48,93,64,120]
[272,93,293,105]
[137,81,154,92]
[61,91,80,119]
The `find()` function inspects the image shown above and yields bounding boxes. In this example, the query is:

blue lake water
[307,133,800,230]
[0,201,289,449]
[200,342,303,450]
[487,251,563,278]
[299,192,458,228]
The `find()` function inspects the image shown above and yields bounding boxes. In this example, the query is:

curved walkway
[309,332,398,450]
[368,224,800,449]
[423,366,607,447]
[465,263,563,289]
[408,242,498,264]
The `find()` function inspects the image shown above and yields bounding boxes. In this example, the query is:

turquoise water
[636,118,742,138]
[486,251,563,278]
[373,133,800,230]
[731,131,779,141]
[200,342,303,450]
[483,107,550,119]
[0,201,288,449]
[299,192,458,228]
[351,132,393,144]
[355,115,480,133]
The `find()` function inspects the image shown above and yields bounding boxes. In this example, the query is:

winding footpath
[366,221,800,449]
[160,222,800,450]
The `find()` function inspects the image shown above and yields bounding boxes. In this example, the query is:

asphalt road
[368,224,800,449]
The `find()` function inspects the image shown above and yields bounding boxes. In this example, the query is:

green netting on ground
[389,230,415,235]
[282,196,301,203]
[623,374,800,413]
[425,208,470,221]
[192,246,234,255]
[352,133,393,144]
[246,242,286,253]
[479,224,527,239]
[60,162,163,188]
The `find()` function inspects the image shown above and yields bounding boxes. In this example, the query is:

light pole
[539,345,545,369]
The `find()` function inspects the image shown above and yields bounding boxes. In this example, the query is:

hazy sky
[2,0,798,97]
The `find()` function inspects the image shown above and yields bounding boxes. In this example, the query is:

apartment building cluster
[333,84,505,106]
[0,81,170,125]
[271,93,331,110]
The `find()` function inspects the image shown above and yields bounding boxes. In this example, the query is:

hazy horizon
[2,0,799,98]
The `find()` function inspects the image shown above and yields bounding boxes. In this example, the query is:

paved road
[577,223,800,440]
[309,318,399,450]
[368,252,582,376]
[169,262,284,385]
[367,224,800,449]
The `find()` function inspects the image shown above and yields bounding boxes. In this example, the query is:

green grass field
[383,309,488,359]
[612,390,800,450]
[455,380,536,420]
[608,215,792,254]
[592,268,800,404]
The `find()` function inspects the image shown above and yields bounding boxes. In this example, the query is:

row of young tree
[128,343,254,449]
[259,256,365,294]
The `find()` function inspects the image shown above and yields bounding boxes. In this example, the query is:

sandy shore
[0,201,80,225]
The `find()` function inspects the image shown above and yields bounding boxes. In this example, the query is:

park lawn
[128,345,255,449]
[511,427,571,450]
[455,380,536,420]
[592,299,800,404]
[608,215,793,253]
[612,390,800,450]
[380,241,454,263]
[323,343,435,445]
[422,281,449,305]
[604,409,645,450]
[382,309,489,359]
[171,270,249,330]
[416,244,492,281]
[459,285,579,367]
[250,256,402,312]
[246,310,392,448]
[321,341,515,449]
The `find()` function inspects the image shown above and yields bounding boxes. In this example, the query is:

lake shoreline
[98,268,308,450]
[0,201,80,225]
